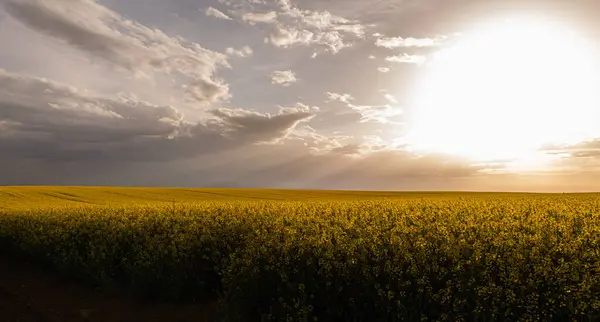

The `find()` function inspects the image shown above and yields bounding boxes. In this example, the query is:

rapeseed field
[1,187,600,321]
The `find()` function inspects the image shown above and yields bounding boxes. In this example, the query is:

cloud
[242,11,278,24]
[225,0,365,54]
[383,93,398,104]
[325,92,401,124]
[349,104,403,124]
[226,46,253,57]
[205,7,233,20]
[541,139,600,160]
[278,102,320,114]
[378,67,390,73]
[386,54,427,64]
[0,71,483,188]
[331,24,365,38]
[375,35,446,48]
[0,69,484,189]
[0,71,483,190]
[0,138,486,189]
[265,25,354,54]
[271,70,297,86]
[2,0,230,106]
[326,92,354,104]
[266,25,314,47]
[276,0,364,36]
[185,146,483,190]
[309,30,348,53]
[183,78,230,104]
[0,69,313,162]
[322,135,394,157]
[212,105,314,144]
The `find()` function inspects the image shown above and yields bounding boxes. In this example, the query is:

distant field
[0,186,553,210]
[2,187,600,320]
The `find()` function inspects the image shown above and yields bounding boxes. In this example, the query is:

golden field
[2,186,600,321]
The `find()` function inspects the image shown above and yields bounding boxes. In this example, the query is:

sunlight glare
[405,15,600,163]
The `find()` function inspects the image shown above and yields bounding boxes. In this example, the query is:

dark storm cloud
[212,107,314,142]
[0,142,484,188]
[0,69,314,163]
[0,68,484,187]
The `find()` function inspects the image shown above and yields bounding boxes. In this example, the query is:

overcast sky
[1,0,600,191]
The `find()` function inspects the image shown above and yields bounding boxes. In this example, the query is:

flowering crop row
[1,196,600,321]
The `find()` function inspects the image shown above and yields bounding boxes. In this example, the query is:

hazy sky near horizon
[2,0,600,191]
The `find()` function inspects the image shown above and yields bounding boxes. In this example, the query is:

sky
[1,0,600,191]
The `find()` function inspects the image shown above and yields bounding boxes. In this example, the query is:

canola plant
[1,193,600,321]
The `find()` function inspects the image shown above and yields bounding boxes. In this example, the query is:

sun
[405,15,600,162]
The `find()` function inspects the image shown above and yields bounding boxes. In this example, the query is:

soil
[0,255,221,322]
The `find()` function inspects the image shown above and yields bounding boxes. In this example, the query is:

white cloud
[326,92,401,124]
[183,78,230,104]
[326,92,354,104]
[331,24,365,38]
[287,124,350,152]
[265,26,349,54]
[226,46,253,57]
[386,54,427,64]
[271,70,297,86]
[350,104,403,124]
[288,9,364,38]
[242,11,278,24]
[2,0,230,106]
[325,135,396,157]
[230,0,366,54]
[311,30,347,53]
[384,93,398,104]
[205,7,233,20]
[278,102,320,114]
[267,25,314,47]
[378,67,390,73]
[375,35,446,48]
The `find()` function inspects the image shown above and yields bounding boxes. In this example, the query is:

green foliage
[2,190,600,321]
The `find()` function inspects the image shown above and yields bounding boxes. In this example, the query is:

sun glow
[405,15,600,163]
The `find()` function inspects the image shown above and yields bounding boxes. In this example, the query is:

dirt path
[0,255,221,322]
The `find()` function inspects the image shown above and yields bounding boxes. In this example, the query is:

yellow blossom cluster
[2,195,600,321]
